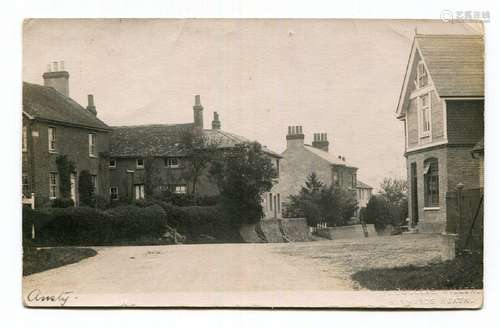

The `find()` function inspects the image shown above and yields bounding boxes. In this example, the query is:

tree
[365,177,409,230]
[285,172,358,227]
[55,154,75,199]
[178,130,220,196]
[78,170,94,206]
[210,142,276,226]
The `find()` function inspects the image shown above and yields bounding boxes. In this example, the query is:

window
[136,158,144,169]
[275,159,280,178]
[48,127,56,152]
[110,187,118,200]
[333,171,339,186]
[165,157,179,168]
[169,184,187,194]
[91,175,98,193]
[22,126,27,152]
[269,193,273,211]
[417,61,428,88]
[109,159,116,168]
[88,133,97,157]
[424,158,439,207]
[49,172,57,199]
[22,174,29,196]
[277,194,281,213]
[419,93,431,136]
[134,184,145,200]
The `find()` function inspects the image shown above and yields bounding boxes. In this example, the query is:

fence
[445,187,483,252]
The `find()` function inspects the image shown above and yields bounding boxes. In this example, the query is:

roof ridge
[112,123,194,128]
[416,34,483,39]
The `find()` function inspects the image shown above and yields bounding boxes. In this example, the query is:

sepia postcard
[21,18,484,308]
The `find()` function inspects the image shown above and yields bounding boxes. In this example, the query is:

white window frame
[171,184,187,194]
[110,187,119,200]
[22,126,27,152]
[109,159,116,168]
[48,127,56,153]
[134,184,145,199]
[165,157,180,168]
[418,91,432,139]
[416,60,428,89]
[91,174,98,193]
[49,172,57,199]
[88,133,97,157]
[136,158,144,169]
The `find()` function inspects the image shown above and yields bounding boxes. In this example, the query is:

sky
[23,19,481,190]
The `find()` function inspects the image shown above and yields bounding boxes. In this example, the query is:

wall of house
[278,146,333,206]
[356,188,372,208]
[23,118,110,206]
[332,165,357,189]
[447,146,480,191]
[406,146,448,233]
[446,99,484,145]
[406,90,445,149]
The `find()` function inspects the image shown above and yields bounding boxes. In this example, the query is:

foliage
[51,198,75,208]
[352,253,483,290]
[55,154,75,199]
[23,247,97,276]
[285,172,358,227]
[154,189,220,207]
[24,205,170,246]
[78,170,94,206]
[154,200,241,243]
[365,177,408,230]
[178,130,220,195]
[209,142,276,226]
[379,177,408,207]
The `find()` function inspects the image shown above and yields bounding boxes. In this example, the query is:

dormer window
[417,61,428,88]
[165,157,179,168]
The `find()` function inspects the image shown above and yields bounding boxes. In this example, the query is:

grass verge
[23,247,97,276]
[351,253,483,290]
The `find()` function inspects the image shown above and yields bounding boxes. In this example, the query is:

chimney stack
[286,125,305,149]
[212,111,221,130]
[87,94,97,115]
[193,95,204,129]
[43,61,69,97]
[312,132,330,152]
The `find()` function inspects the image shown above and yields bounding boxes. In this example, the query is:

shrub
[154,190,220,207]
[51,198,75,208]
[364,195,401,230]
[78,170,94,206]
[25,204,169,246]
[154,200,240,243]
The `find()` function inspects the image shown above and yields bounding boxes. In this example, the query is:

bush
[154,200,240,243]
[25,204,169,246]
[364,195,402,230]
[51,198,75,208]
[154,190,220,207]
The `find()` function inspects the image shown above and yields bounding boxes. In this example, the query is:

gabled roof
[23,82,111,131]
[109,124,281,158]
[396,34,484,119]
[303,144,356,168]
[356,180,373,190]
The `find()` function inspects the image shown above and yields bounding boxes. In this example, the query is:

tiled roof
[109,124,281,158]
[23,82,110,131]
[304,145,355,167]
[356,180,373,189]
[417,35,484,97]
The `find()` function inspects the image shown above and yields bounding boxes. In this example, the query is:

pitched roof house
[107,96,282,219]
[22,62,111,206]
[396,34,484,233]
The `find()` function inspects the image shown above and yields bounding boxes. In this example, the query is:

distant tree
[179,130,220,196]
[210,142,276,226]
[285,172,358,227]
[365,177,409,230]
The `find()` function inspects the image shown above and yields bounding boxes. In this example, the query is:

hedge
[23,204,169,246]
[154,201,241,243]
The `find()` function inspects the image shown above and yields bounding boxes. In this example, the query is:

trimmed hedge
[154,201,241,243]
[23,204,169,246]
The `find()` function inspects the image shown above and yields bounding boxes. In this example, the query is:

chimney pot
[312,132,329,152]
[193,94,204,129]
[211,111,221,130]
[86,94,97,115]
[43,61,70,97]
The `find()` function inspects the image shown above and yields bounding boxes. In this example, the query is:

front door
[410,163,419,226]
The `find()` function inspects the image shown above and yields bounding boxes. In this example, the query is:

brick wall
[23,118,110,206]
[406,90,445,149]
[447,146,480,190]
[446,99,484,145]
[406,147,448,232]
